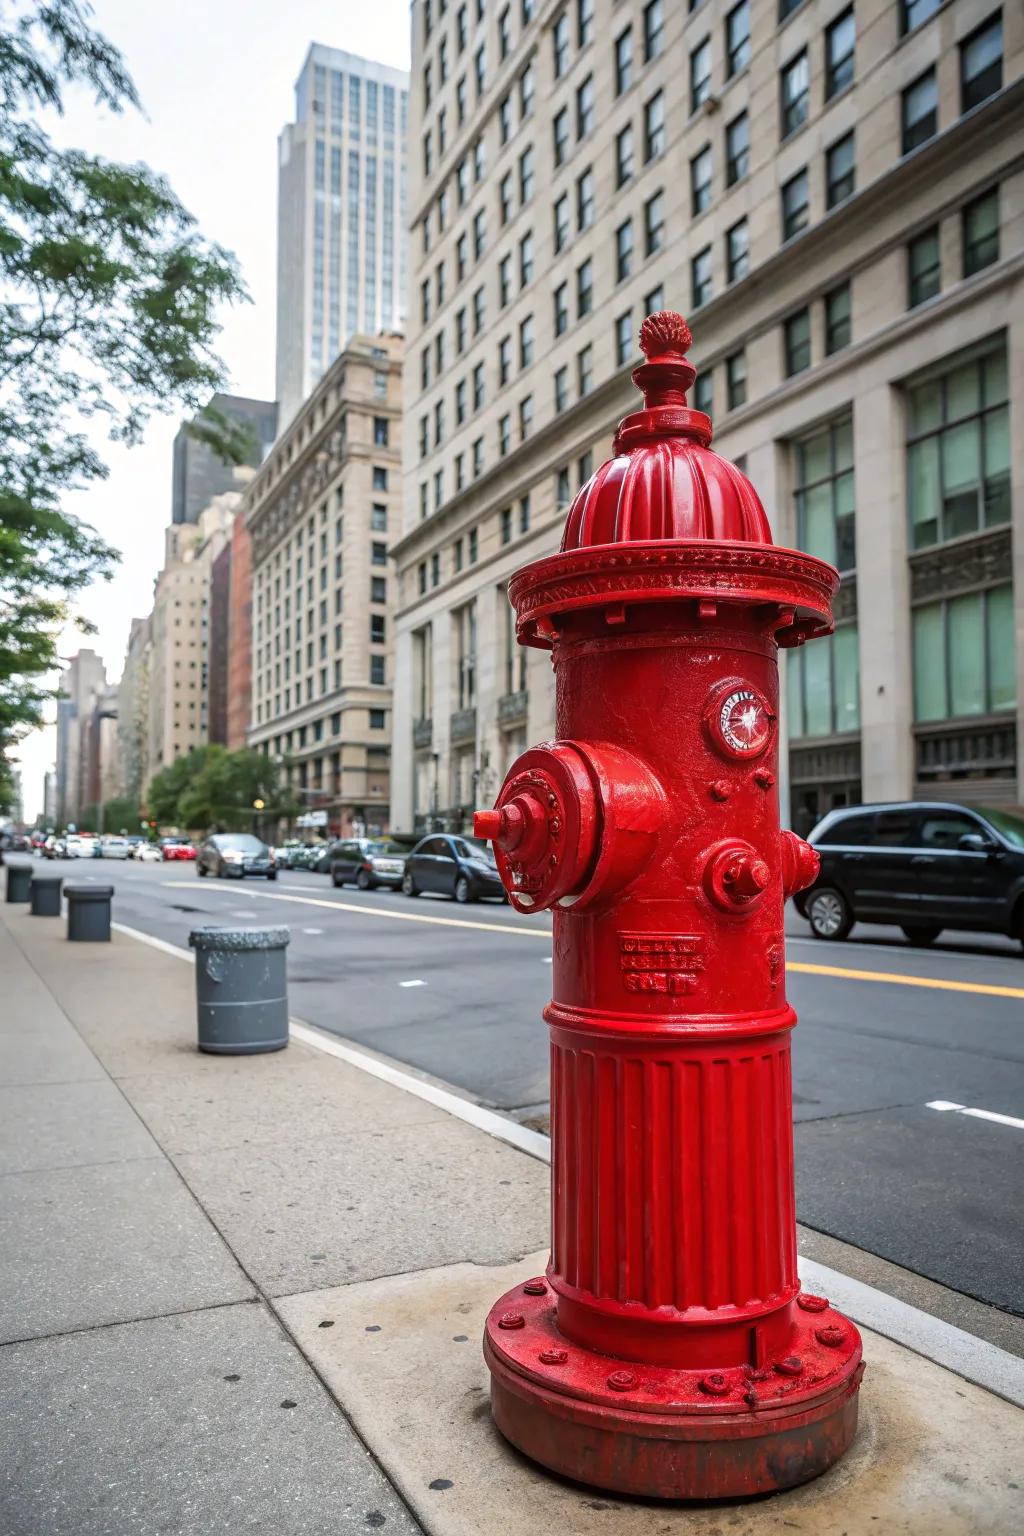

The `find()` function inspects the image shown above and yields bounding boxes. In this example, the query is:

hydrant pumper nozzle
[472,310,863,1501]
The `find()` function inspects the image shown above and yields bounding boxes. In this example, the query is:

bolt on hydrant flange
[474,311,863,1500]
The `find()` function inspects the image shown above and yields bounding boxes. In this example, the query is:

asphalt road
[45,855,1024,1320]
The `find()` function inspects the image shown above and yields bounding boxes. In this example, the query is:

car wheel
[901,924,941,947]
[455,875,474,904]
[267,871,277,881]
[331,870,344,887]
[402,871,419,898]
[356,868,373,891]
[807,887,853,942]
[197,863,206,877]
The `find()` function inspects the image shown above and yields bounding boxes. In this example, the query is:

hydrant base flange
[484,1286,863,1500]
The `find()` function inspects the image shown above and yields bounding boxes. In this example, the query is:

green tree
[146,746,214,827]
[177,747,299,833]
[0,1,248,787]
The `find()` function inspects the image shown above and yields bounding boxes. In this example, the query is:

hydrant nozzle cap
[473,809,503,841]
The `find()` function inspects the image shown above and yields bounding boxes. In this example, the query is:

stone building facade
[246,333,403,836]
[392,0,1023,835]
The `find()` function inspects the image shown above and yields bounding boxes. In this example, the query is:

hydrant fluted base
[484,1285,863,1500]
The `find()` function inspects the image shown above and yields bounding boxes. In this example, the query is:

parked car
[135,842,163,863]
[196,833,277,880]
[794,801,1024,950]
[160,838,196,862]
[402,834,505,903]
[65,834,98,859]
[42,835,67,859]
[330,837,408,890]
[274,841,304,870]
[99,836,131,860]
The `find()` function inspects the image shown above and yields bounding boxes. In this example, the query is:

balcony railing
[915,715,1016,782]
[497,688,529,725]
[449,706,477,744]
[412,717,433,749]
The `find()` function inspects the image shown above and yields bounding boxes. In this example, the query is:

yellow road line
[789,960,1024,1000]
[162,881,1023,996]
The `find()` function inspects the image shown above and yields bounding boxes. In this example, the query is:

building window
[553,106,569,166]
[781,168,809,240]
[576,74,595,139]
[472,440,483,478]
[553,12,570,77]
[554,281,569,335]
[554,364,569,410]
[902,69,937,154]
[576,257,593,317]
[454,602,477,709]
[616,218,633,282]
[499,413,511,456]
[473,210,486,260]
[780,50,809,139]
[913,586,1014,721]
[726,350,746,410]
[499,171,513,225]
[960,14,1002,114]
[615,27,632,94]
[519,146,534,203]
[553,193,570,254]
[963,188,999,276]
[726,111,749,185]
[473,360,485,409]
[691,246,712,308]
[468,527,478,562]
[615,311,632,366]
[794,414,855,573]
[519,63,535,119]
[372,466,387,492]
[371,541,387,567]
[576,167,595,230]
[472,287,485,334]
[577,343,594,396]
[824,282,851,354]
[501,506,513,544]
[371,575,387,603]
[644,1,664,61]
[644,90,665,161]
[370,656,386,686]
[644,283,663,315]
[519,314,534,368]
[616,125,634,187]
[787,626,860,738]
[499,253,512,307]
[577,0,594,48]
[906,342,1009,549]
[784,308,811,375]
[690,37,711,113]
[691,145,712,216]
[644,191,665,256]
[726,2,750,78]
[901,0,940,32]
[369,708,386,730]
[825,8,855,99]
[556,466,571,506]
[370,614,386,644]
[826,132,855,208]
[499,93,513,146]
[726,218,749,282]
[907,226,940,307]
[693,369,713,416]
[371,503,387,531]
[498,335,511,387]
[373,416,389,446]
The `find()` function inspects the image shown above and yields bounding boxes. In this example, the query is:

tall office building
[55,649,108,827]
[276,46,410,426]
[171,394,277,525]
[392,0,1023,835]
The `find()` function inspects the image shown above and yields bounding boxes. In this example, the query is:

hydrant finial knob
[639,311,692,358]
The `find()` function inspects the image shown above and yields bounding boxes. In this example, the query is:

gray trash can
[65,883,113,941]
[30,873,63,917]
[5,862,32,903]
[188,925,290,1055]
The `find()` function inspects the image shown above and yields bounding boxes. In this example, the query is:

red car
[160,838,196,861]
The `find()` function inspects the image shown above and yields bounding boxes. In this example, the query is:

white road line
[302,927,325,935]
[110,917,1024,1409]
[399,979,426,988]
[927,1100,1024,1131]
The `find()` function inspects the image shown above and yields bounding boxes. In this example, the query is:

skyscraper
[276,46,410,426]
[171,393,277,525]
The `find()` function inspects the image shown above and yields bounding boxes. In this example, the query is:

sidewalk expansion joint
[0,1295,262,1352]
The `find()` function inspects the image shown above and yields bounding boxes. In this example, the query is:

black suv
[794,801,1024,949]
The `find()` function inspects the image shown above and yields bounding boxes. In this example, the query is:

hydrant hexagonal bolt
[478,310,863,1500]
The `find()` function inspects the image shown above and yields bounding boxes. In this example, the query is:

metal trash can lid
[189,924,291,952]
[64,884,114,899]
[31,873,63,883]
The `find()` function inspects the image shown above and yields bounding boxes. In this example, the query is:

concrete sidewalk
[0,903,1020,1535]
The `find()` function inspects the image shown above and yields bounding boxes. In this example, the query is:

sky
[16,0,410,819]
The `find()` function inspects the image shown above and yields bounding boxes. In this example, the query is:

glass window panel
[909,379,941,435]
[948,592,985,717]
[912,605,945,720]
[941,421,981,536]
[834,419,854,473]
[987,586,1016,712]
[833,626,860,732]
[800,431,831,486]
[983,408,1010,525]
[908,439,939,547]
[786,648,805,738]
[803,642,831,737]
[945,361,980,422]
[801,483,836,564]
[982,349,1008,407]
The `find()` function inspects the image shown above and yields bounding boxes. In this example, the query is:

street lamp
[252,797,265,837]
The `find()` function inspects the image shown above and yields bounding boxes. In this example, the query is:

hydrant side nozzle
[781,829,820,898]
[474,809,503,841]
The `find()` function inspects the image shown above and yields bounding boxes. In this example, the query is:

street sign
[296,810,328,827]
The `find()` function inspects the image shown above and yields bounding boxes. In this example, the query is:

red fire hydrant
[473,312,863,1499]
